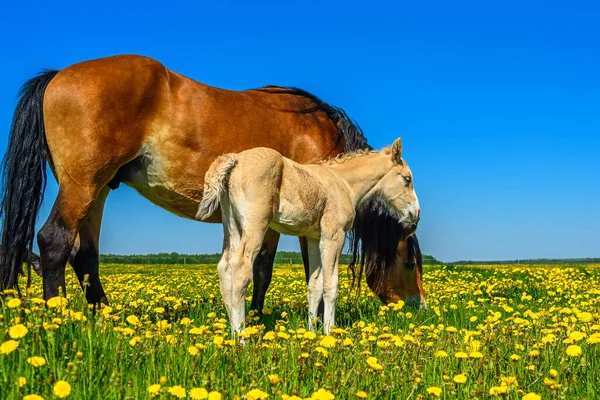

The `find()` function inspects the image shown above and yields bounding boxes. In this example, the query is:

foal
[197,138,420,335]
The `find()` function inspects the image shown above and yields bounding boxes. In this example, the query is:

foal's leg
[217,198,237,321]
[229,217,271,336]
[300,237,325,318]
[250,228,280,314]
[306,238,323,332]
[69,186,110,306]
[320,231,345,334]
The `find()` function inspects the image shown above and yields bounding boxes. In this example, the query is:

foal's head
[369,138,420,233]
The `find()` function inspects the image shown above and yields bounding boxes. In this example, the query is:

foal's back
[229,148,333,239]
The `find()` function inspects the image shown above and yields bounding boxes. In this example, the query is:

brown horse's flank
[0,54,425,311]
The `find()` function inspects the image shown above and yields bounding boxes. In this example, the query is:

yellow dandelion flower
[566,345,582,356]
[501,376,517,386]
[190,388,208,400]
[453,374,467,384]
[268,374,280,384]
[207,391,222,400]
[27,356,46,367]
[356,391,368,398]
[303,331,317,340]
[17,376,27,387]
[0,339,19,354]
[23,395,45,400]
[319,335,337,348]
[7,298,21,308]
[53,380,71,398]
[426,386,442,397]
[311,388,334,399]
[522,393,541,400]
[454,352,469,359]
[435,350,448,358]
[549,369,558,378]
[510,354,521,361]
[167,386,186,398]
[9,324,28,339]
[188,346,199,356]
[469,351,483,358]
[126,315,140,325]
[46,296,67,309]
[247,389,269,399]
[147,384,161,395]
[489,386,507,395]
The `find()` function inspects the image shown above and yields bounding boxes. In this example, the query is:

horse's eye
[403,175,412,185]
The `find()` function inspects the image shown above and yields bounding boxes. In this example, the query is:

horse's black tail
[0,70,59,292]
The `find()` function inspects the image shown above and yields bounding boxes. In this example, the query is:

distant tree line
[99,251,442,265]
[449,258,600,265]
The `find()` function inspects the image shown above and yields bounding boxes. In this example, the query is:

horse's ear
[391,138,402,164]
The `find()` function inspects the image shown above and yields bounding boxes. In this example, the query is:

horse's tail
[0,70,59,292]
[196,153,238,221]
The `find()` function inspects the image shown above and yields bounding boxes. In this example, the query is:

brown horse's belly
[117,148,211,221]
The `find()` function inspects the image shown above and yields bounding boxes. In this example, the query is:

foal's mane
[255,85,417,296]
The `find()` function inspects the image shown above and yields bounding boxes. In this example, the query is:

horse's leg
[305,238,323,332]
[300,237,325,318]
[229,218,271,336]
[250,228,280,314]
[68,186,110,305]
[38,181,103,299]
[320,231,345,334]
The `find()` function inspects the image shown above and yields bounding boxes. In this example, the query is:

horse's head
[368,138,420,233]
[367,234,427,309]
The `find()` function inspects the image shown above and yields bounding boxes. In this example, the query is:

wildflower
[435,350,448,358]
[167,386,186,398]
[9,324,28,339]
[426,386,442,397]
[510,354,521,361]
[566,345,582,357]
[577,312,593,322]
[180,317,192,326]
[46,296,67,309]
[0,340,19,354]
[469,351,483,358]
[454,351,469,359]
[311,388,334,399]
[17,376,27,387]
[263,331,276,341]
[528,350,540,357]
[23,395,45,400]
[522,393,541,400]
[303,331,317,340]
[356,391,368,398]
[247,389,269,399]
[549,369,558,378]
[126,315,140,325]
[7,298,21,308]
[148,384,161,396]
[320,335,337,347]
[501,376,517,386]
[190,388,209,400]
[208,391,222,400]
[53,381,71,398]
[489,386,508,395]
[27,356,46,367]
[453,374,467,384]
[268,374,280,384]
[188,346,199,356]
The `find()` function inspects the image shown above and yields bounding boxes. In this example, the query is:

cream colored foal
[197,138,420,336]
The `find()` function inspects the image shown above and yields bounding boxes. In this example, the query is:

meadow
[1,263,599,399]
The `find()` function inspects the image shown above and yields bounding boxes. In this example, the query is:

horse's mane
[255,85,418,296]
[254,86,370,153]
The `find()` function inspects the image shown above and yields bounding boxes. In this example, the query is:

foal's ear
[391,137,403,164]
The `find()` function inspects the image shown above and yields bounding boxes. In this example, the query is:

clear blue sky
[1,1,598,261]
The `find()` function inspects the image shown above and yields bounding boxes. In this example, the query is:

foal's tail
[196,154,238,221]
[0,70,59,292]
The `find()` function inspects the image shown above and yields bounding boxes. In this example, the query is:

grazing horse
[0,54,426,309]
[197,138,420,334]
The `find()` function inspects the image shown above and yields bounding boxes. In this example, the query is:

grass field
[1,263,599,399]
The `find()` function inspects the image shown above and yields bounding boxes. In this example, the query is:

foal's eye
[403,175,412,185]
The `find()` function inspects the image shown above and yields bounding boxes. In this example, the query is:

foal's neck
[324,152,392,207]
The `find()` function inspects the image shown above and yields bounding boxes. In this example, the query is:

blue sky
[1,1,598,261]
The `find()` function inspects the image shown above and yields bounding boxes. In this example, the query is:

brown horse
[0,54,426,310]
